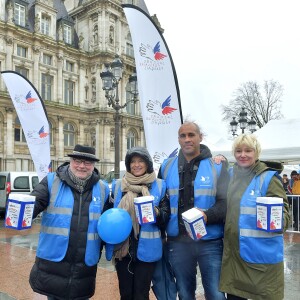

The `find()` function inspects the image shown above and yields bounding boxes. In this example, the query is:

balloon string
[127,252,134,275]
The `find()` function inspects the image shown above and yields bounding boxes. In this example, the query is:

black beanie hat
[125,147,154,174]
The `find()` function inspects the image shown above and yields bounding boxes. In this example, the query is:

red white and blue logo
[139,41,167,61]
[14,90,39,110]
[26,125,49,145]
[139,41,167,71]
[146,95,177,125]
[25,91,37,103]
[146,95,177,116]
[38,126,49,138]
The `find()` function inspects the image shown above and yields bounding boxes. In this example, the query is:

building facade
[0,0,154,176]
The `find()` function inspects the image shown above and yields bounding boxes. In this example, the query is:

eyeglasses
[72,158,94,167]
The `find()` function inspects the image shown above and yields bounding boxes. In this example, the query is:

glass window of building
[63,24,72,44]
[127,130,136,149]
[41,73,53,100]
[64,80,74,105]
[63,123,75,147]
[126,90,136,115]
[43,54,52,65]
[41,15,50,35]
[126,43,134,57]
[126,33,134,57]
[65,61,74,72]
[15,66,28,78]
[17,45,27,57]
[14,116,26,142]
[14,3,26,27]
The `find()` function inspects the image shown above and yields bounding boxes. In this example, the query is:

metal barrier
[287,195,300,232]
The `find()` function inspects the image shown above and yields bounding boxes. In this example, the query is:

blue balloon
[98,208,132,244]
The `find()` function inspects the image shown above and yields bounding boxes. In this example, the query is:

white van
[0,172,39,213]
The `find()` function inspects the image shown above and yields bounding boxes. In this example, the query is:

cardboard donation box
[5,194,36,230]
[256,197,283,232]
[134,196,156,225]
[182,208,207,240]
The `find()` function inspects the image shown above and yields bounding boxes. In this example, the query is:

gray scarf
[67,166,92,193]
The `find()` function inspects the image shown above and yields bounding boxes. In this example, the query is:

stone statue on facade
[34,14,40,33]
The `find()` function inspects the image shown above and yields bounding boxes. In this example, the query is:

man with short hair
[159,122,229,300]
[282,174,289,194]
[29,144,110,300]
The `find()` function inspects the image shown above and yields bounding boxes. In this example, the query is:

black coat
[29,163,106,300]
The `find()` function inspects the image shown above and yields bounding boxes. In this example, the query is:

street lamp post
[100,55,138,179]
[229,107,257,136]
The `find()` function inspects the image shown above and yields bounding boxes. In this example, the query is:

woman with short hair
[219,134,290,300]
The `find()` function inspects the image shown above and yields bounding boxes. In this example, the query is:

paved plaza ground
[0,218,299,300]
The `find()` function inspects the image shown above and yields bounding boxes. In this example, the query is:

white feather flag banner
[122,4,183,172]
[1,71,51,181]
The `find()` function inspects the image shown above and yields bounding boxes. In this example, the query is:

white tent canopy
[211,118,300,165]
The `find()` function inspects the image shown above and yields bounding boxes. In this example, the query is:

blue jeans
[167,238,226,300]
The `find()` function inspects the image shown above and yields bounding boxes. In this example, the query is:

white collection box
[134,196,156,225]
[256,197,283,232]
[5,194,36,230]
[182,207,207,240]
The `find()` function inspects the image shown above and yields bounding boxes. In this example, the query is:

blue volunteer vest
[36,172,109,266]
[239,170,284,264]
[161,157,223,240]
[106,178,166,263]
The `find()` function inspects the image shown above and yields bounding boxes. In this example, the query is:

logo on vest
[199,176,211,186]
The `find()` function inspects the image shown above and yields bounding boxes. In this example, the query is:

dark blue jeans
[167,238,226,300]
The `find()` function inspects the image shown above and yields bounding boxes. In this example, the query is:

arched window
[127,129,136,150]
[63,122,75,147]
[14,116,26,142]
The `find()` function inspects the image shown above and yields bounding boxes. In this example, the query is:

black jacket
[29,163,106,300]
[158,144,229,238]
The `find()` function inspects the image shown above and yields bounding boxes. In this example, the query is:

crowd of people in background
[282,170,300,231]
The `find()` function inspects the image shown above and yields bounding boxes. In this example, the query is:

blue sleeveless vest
[36,172,109,266]
[239,170,284,264]
[161,157,223,240]
[106,178,166,262]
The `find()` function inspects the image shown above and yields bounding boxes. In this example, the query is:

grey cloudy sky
[145,0,300,143]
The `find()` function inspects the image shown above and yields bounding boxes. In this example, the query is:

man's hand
[213,154,227,165]
[195,207,207,223]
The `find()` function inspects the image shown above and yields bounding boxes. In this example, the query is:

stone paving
[0,217,299,300]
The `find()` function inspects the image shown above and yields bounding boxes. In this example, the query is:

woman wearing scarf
[219,134,290,300]
[105,147,170,300]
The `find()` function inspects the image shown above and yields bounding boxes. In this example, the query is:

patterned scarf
[114,171,156,260]
[68,166,92,193]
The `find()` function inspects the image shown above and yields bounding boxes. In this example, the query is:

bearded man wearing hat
[29,144,110,300]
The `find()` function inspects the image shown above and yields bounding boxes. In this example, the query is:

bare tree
[221,80,283,129]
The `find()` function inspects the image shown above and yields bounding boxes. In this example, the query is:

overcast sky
[145,0,300,143]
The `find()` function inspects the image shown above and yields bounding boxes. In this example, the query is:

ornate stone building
[0,0,150,176]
